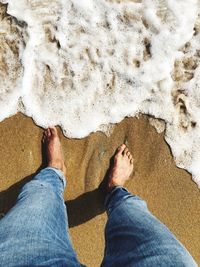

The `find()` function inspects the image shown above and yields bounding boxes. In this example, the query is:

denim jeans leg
[0,167,82,267]
[101,186,198,267]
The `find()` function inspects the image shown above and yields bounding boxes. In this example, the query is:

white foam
[1,0,200,187]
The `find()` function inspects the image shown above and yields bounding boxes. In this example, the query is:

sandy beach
[0,113,199,266]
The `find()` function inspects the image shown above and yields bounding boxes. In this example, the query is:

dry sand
[0,113,200,266]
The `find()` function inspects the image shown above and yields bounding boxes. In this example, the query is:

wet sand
[0,113,200,266]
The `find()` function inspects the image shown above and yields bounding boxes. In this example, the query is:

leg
[101,145,197,267]
[0,128,83,267]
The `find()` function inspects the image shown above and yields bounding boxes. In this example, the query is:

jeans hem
[105,186,129,208]
[44,167,67,188]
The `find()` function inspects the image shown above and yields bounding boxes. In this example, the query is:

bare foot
[42,127,66,176]
[107,144,134,191]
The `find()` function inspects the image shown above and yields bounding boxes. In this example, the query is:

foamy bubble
[1,0,200,187]
[0,3,24,121]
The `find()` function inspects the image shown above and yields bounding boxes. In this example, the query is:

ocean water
[0,0,200,188]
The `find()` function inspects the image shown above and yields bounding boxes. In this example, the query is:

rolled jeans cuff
[105,186,144,215]
[105,186,129,212]
[45,167,67,188]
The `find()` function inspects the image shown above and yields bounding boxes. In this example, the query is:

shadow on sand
[66,188,106,227]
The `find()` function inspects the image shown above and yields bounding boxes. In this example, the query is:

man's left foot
[42,127,66,176]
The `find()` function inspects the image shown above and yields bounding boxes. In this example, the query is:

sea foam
[1,0,200,187]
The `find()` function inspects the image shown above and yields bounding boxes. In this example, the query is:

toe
[47,128,51,137]
[117,144,126,155]
[43,129,48,137]
[50,126,58,137]
[124,147,129,156]
[43,130,48,141]
[130,158,134,164]
[127,151,131,157]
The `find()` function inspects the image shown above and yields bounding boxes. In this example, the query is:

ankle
[107,179,120,192]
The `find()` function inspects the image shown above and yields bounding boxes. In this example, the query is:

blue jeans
[0,168,197,267]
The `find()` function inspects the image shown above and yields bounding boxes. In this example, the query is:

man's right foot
[107,144,134,192]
